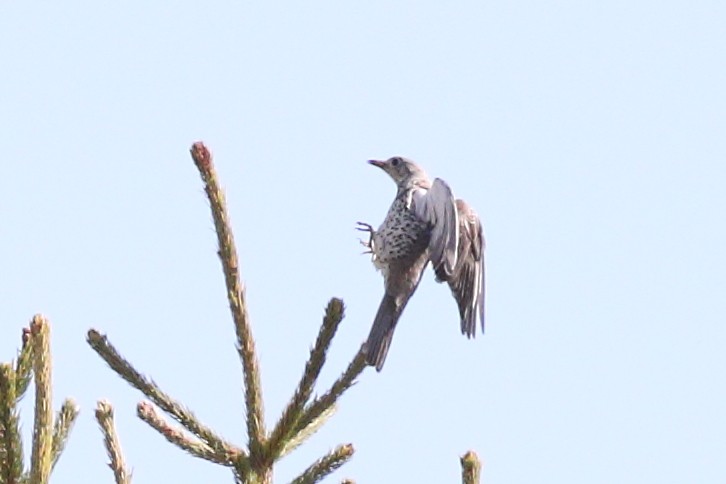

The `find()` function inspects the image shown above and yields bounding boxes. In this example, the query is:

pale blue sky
[2,2,725,483]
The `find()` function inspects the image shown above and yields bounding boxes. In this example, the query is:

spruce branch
[290,444,354,484]
[29,315,53,484]
[0,363,24,483]
[95,400,131,484]
[14,329,33,398]
[190,142,266,461]
[295,346,367,436]
[460,450,481,484]
[83,142,380,482]
[137,401,243,467]
[86,329,233,457]
[278,405,336,460]
[51,399,79,471]
[267,298,345,461]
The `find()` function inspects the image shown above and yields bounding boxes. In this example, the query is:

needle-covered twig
[51,399,79,471]
[137,401,242,467]
[267,299,346,462]
[0,363,23,483]
[460,450,482,484]
[87,329,235,459]
[95,400,132,484]
[290,444,354,484]
[190,142,266,462]
[29,315,53,484]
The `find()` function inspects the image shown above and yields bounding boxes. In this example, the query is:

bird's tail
[365,293,404,371]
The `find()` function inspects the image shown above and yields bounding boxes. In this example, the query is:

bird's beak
[368,159,385,169]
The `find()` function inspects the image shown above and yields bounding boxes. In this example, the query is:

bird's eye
[391,158,400,166]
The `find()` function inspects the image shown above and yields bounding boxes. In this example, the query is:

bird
[357,156,486,371]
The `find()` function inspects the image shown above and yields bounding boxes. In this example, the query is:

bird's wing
[444,199,485,337]
[410,178,459,278]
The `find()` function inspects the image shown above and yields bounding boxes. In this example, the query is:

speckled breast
[373,197,430,269]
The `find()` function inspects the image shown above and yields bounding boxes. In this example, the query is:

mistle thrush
[358,156,486,371]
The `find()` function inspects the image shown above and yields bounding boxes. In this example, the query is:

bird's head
[368,156,429,187]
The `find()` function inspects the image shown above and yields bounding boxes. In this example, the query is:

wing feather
[410,178,459,278]
[438,199,486,337]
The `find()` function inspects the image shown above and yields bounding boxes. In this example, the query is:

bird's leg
[356,221,377,256]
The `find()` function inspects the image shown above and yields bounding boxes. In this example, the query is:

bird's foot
[356,221,374,233]
[356,221,376,256]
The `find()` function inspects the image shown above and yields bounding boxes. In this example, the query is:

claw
[358,238,373,254]
[356,221,376,256]
[356,221,374,232]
